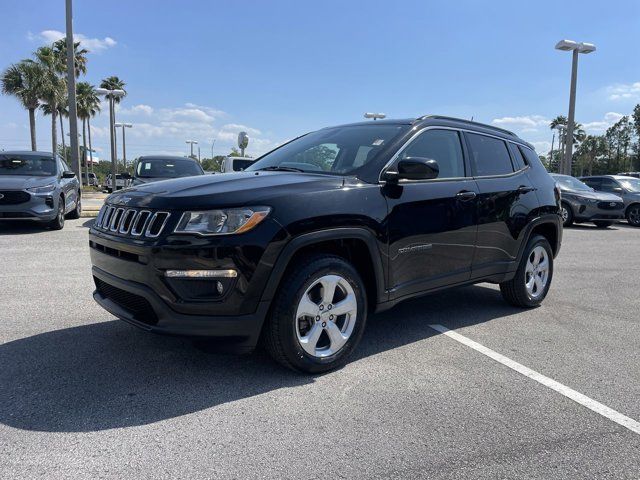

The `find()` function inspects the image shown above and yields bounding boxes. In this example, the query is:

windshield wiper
[257,166,305,173]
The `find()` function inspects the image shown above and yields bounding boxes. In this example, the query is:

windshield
[247,124,409,175]
[0,154,56,176]
[136,158,204,178]
[232,159,255,171]
[620,178,640,192]
[551,174,593,192]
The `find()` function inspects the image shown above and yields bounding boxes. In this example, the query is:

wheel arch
[515,215,561,265]
[260,228,387,311]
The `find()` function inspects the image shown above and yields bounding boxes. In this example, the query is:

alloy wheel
[628,206,640,226]
[295,274,357,358]
[525,246,549,299]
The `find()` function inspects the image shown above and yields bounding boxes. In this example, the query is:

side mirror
[386,157,439,181]
[62,171,76,179]
[612,187,623,193]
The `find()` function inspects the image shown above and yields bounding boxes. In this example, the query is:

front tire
[67,192,81,219]
[626,204,640,227]
[263,255,367,373]
[47,195,65,230]
[560,202,573,227]
[500,235,553,308]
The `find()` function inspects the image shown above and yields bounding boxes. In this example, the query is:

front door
[384,128,478,299]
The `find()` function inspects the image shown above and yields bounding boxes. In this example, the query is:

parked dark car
[550,174,624,228]
[0,151,81,229]
[579,175,640,227]
[132,156,204,186]
[89,116,562,373]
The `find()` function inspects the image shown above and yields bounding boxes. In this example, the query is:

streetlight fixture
[364,112,386,121]
[555,39,596,175]
[186,140,198,158]
[96,88,125,192]
[114,123,132,168]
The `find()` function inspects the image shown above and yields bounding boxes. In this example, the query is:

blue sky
[1,0,639,160]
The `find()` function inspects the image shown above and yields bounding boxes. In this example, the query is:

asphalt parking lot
[1,219,639,479]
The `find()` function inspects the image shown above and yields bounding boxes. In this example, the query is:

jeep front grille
[94,205,170,238]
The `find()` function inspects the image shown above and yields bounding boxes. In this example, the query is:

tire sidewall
[517,235,554,307]
[276,258,367,373]
[560,202,573,227]
[49,196,65,230]
[627,205,640,227]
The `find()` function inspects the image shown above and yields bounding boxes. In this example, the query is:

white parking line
[429,324,640,436]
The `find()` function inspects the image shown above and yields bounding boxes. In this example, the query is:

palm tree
[41,100,69,159]
[34,46,66,156]
[100,76,127,104]
[1,60,45,150]
[76,82,100,181]
[52,39,88,77]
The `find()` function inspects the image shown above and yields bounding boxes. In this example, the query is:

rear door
[384,128,479,298]
[464,132,539,278]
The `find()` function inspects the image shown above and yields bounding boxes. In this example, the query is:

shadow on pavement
[0,284,521,433]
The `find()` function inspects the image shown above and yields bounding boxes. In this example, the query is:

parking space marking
[429,324,640,435]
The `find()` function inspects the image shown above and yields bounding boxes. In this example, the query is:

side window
[582,177,601,190]
[467,133,515,177]
[600,178,620,193]
[509,144,527,170]
[400,129,465,179]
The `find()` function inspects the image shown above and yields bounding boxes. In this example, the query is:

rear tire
[593,221,612,229]
[560,202,573,227]
[500,235,553,308]
[47,195,65,230]
[263,254,367,374]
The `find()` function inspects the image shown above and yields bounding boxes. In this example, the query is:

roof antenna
[470,116,474,121]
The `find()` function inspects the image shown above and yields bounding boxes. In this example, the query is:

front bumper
[89,217,287,349]
[0,191,58,221]
[566,198,624,222]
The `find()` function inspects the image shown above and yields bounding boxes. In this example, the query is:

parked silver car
[0,151,81,230]
[580,175,640,227]
[551,174,624,228]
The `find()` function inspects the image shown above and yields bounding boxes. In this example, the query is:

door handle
[517,185,536,194]
[456,190,477,201]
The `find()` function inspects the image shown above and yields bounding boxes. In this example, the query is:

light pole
[115,123,132,169]
[64,0,81,182]
[96,88,125,192]
[67,132,83,185]
[211,139,216,158]
[555,125,565,173]
[555,39,596,175]
[186,140,198,158]
[364,112,386,121]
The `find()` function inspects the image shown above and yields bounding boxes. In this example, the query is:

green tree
[34,46,66,156]
[52,39,88,77]
[99,76,127,103]
[575,135,606,176]
[1,60,45,150]
[76,82,101,180]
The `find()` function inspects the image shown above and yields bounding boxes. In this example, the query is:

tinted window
[136,158,204,178]
[0,154,57,176]
[510,145,527,170]
[247,124,409,175]
[400,129,465,179]
[467,133,514,176]
[232,159,256,171]
[581,177,602,189]
[600,178,621,193]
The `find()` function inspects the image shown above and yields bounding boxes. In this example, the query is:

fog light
[216,281,224,295]
[164,269,237,278]
[45,196,54,208]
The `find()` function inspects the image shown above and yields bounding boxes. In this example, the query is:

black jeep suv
[90,115,562,373]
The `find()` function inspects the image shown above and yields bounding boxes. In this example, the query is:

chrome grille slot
[94,206,170,238]
[109,208,125,232]
[119,209,137,234]
[131,210,151,236]
[145,212,170,238]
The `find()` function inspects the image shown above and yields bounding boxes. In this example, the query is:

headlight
[27,183,56,194]
[174,207,271,235]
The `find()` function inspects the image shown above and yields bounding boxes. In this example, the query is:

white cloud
[28,29,117,52]
[531,141,552,153]
[491,115,550,130]
[583,112,624,133]
[607,82,640,101]
[117,104,154,116]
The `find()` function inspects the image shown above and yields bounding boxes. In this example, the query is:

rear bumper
[93,266,269,350]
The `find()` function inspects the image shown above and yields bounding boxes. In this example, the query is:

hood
[561,188,622,202]
[0,175,57,190]
[107,171,345,210]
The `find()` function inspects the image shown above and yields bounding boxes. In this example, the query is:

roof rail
[414,115,517,137]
